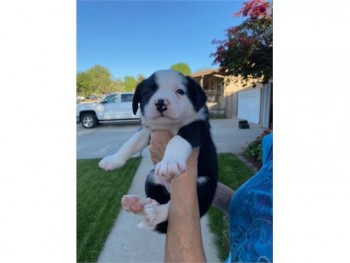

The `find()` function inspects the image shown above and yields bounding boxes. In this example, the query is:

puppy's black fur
[133,72,218,233]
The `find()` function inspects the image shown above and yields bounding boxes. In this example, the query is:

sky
[77,0,245,79]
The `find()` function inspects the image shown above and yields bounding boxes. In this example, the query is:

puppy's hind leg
[121,195,155,215]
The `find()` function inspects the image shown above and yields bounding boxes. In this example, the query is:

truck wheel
[81,113,98,128]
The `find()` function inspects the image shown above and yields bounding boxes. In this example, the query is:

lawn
[77,153,254,262]
[208,153,255,261]
[77,157,141,263]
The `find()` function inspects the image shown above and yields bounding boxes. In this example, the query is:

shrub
[243,129,271,167]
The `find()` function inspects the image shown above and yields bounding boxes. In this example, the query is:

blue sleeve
[226,133,273,262]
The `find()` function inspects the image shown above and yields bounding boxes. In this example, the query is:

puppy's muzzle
[155,99,168,114]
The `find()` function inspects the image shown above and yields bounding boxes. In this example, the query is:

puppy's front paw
[155,158,186,179]
[98,155,125,171]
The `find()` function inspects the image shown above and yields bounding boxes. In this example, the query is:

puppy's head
[133,70,207,128]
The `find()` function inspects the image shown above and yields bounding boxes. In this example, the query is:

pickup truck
[76,92,141,128]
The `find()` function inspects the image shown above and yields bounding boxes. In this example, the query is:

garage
[237,88,261,124]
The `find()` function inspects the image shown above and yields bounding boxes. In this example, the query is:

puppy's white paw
[137,220,155,231]
[99,155,125,171]
[121,195,153,215]
[155,158,186,179]
[138,202,169,230]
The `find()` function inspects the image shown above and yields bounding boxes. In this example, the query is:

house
[190,69,272,129]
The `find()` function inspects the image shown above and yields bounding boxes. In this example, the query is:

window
[104,94,118,103]
[121,94,134,102]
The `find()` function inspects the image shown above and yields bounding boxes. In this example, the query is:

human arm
[149,129,174,163]
[150,130,233,260]
[164,148,206,262]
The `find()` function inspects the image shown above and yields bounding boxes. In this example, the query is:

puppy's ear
[133,81,144,115]
[133,74,156,114]
[185,76,207,111]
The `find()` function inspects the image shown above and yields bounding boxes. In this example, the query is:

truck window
[104,94,118,103]
[121,94,134,102]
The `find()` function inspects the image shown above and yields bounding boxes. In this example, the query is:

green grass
[77,157,141,263]
[77,154,254,262]
[208,153,255,261]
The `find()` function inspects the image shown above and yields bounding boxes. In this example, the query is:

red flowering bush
[234,0,272,18]
[211,0,272,84]
[243,129,272,168]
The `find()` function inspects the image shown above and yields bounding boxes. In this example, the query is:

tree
[76,65,113,95]
[170,63,191,76]
[86,65,112,94]
[211,0,272,84]
[76,71,91,96]
[110,78,125,92]
[76,67,151,95]
[123,76,137,92]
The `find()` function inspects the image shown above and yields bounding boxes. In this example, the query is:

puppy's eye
[176,89,185,95]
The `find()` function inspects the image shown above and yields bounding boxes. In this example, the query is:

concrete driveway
[76,119,265,159]
[77,122,142,159]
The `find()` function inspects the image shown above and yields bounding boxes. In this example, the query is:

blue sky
[77,0,245,79]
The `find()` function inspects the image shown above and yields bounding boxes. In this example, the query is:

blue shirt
[226,133,273,262]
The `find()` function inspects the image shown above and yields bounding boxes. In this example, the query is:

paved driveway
[77,122,142,159]
[76,119,265,159]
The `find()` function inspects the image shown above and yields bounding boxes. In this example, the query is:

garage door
[237,88,261,124]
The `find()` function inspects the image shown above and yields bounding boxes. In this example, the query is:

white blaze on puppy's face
[142,70,197,129]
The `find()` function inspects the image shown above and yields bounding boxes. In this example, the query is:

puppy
[99,69,218,233]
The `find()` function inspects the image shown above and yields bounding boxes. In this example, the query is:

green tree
[211,0,272,84]
[77,71,92,96]
[170,63,191,76]
[76,65,113,96]
[110,78,125,92]
[85,65,112,94]
[76,66,148,94]
[123,76,137,92]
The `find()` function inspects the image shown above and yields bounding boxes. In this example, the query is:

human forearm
[164,148,206,262]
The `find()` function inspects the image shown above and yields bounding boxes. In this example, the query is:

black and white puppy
[99,69,218,233]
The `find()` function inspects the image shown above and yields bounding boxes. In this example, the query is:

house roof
[190,68,224,78]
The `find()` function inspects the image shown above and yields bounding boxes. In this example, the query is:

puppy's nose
[155,99,168,113]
